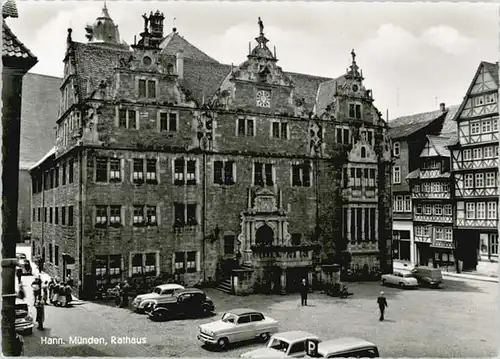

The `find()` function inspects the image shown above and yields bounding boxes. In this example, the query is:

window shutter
[156,251,160,276]
[171,253,175,275]
[196,251,201,272]
[156,203,161,226]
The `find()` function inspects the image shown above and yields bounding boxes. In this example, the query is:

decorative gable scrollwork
[194,107,216,151]
[309,120,324,157]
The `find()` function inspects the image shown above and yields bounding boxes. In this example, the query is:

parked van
[305,337,379,358]
[410,266,443,288]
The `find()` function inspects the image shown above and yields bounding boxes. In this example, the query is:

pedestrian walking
[121,280,130,308]
[300,278,308,306]
[34,299,45,330]
[377,291,388,321]
[42,281,49,304]
[64,282,73,307]
[31,276,42,303]
[52,282,60,306]
[16,266,23,284]
[114,283,122,307]
[48,279,55,304]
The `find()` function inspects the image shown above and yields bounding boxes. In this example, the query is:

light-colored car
[131,283,184,313]
[381,271,418,288]
[304,337,379,358]
[198,308,279,350]
[240,331,320,358]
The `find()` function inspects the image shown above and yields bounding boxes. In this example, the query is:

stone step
[216,279,233,294]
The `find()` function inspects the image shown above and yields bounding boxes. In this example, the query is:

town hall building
[29,6,393,297]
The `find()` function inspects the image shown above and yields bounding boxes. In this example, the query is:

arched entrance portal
[255,225,274,246]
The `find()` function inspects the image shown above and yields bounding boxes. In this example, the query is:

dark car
[410,266,443,288]
[147,288,215,322]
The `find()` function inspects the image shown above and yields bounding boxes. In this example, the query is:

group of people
[113,280,131,308]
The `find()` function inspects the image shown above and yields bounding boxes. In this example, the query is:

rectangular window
[490,234,499,256]
[486,172,496,187]
[434,204,442,216]
[393,142,401,156]
[224,235,235,255]
[404,195,411,212]
[61,207,66,225]
[96,157,108,182]
[95,205,107,227]
[264,163,274,186]
[254,162,264,186]
[484,146,494,159]
[133,206,145,226]
[471,122,480,135]
[128,110,137,129]
[477,202,486,219]
[133,159,144,182]
[62,163,67,185]
[237,118,254,136]
[444,204,452,216]
[147,80,156,98]
[145,253,156,274]
[475,173,484,188]
[214,160,235,185]
[186,251,196,273]
[146,206,157,225]
[55,167,59,187]
[49,207,53,224]
[186,204,197,225]
[37,208,41,222]
[464,174,473,188]
[482,120,491,133]
[224,161,235,185]
[473,148,482,160]
[49,169,54,189]
[343,128,350,145]
[32,208,36,221]
[49,243,53,263]
[110,158,121,181]
[186,160,196,185]
[68,159,74,183]
[394,196,404,212]
[138,79,147,97]
[424,205,432,215]
[445,228,453,241]
[415,204,422,214]
[44,208,47,222]
[174,203,185,227]
[271,122,288,139]
[463,149,472,161]
[435,227,443,240]
[119,109,127,127]
[174,159,184,184]
[174,252,185,274]
[131,254,143,276]
[160,112,178,132]
[291,164,311,187]
[393,166,401,184]
[68,206,74,226]
[146,159,157,182]
[110,205,121,226]
[336,128,342,144]
[466,202,475,219]
[54,245,59,266]
[487,202,497,219]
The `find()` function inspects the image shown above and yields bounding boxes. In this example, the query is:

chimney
[440,102,446,112]
[176,50,184,79]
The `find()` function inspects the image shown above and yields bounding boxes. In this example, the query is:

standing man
[300,278,308,306]
[121,280,131,308]
[16,266,23,284]
[377,291,388,321]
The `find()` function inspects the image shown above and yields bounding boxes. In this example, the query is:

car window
[328,348,378,358]
[250,313,264,322]
[269,339,289,352]
[221,313,237,323]
[403,273,413,278]
[289,341,305,354]
[237,315,251,324]
[154,287,162,294]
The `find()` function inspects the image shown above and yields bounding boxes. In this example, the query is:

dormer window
[393,141,400,156]
[138,78,157,99]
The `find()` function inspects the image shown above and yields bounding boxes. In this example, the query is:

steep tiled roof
[314,75,346,115]
[2,22,37,60]
[439,105,460,135]
[160,32,218,63]
[20,73,62,169]
[425,135,451,157]
[72,42,131,99]
[388,108,448,139]
[29,147,56,171]
[181,58,231,104]
[483,61,499,86]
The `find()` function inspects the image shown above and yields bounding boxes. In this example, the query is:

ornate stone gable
[308,118,325,157]
[348,134,378,163]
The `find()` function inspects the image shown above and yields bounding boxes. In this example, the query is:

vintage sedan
[198,308,279,350]
[240,331,320,358]
[131,283,184,313]
[381,271,418,288]
[15,299,34,335]
[147,288,215,321]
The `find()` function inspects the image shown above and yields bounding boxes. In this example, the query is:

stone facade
[30,7,392,296]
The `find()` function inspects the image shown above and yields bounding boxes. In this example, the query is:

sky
[6,1,499,119]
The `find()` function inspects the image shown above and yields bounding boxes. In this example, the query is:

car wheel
[25,328,33,336]
[399,282,405,288]
[259,332,270,343]
[381,279,386,286]
[217,337,229,351]
[153,310,170,322]
[201,304,211,315]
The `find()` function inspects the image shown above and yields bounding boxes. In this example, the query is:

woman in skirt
[34,299,45,330]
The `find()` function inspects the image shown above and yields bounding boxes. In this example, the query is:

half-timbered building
[407,135,455,267]
[29,7,393,297]
[388,104,458,264]
[449,61,499,270]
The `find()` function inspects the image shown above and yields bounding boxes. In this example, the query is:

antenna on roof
[172,17,177,33]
